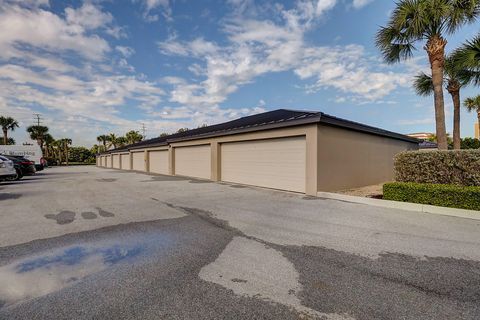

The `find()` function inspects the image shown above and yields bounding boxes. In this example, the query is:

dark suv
[1,155,36,179]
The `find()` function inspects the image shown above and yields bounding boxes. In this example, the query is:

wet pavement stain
[151,197,160,202]
[96,207,115,218]
[143,176,187,182]
[229,185,248,189]
[81,212,97,220]
[276,244,480,320]
[0,193,22,201]
[231,278,248,283]
[189,180,212,184]
[45,211,76,225]
[96,178,117,182]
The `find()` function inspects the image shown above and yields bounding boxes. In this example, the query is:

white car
[0,155,16,181]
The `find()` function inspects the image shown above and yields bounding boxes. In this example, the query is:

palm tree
[451,33,480,95]
[376,0,480,150]
[27,125,49,151]
[106,133,118,150]
[96,135,109,152]
[125,130,143,144]
[0,116,19,145]
[43,133,55,158]
[58,138,72,166]
[413,56,476,149]
[452,33,480,74]
[0,137,15,145]
[116,136,127,148]
[464,95,480,135]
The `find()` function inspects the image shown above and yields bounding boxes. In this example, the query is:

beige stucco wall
[317,125,418,192]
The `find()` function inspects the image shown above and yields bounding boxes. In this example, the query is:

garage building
[98,109,418,195]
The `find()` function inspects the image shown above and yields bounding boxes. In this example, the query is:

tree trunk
[66,148,69,166]
[2,129,7,145]
[426,35,448,150]
[447,81,461,150]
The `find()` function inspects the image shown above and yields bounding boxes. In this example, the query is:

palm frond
[451,33,480,69]
[464,95,480,112]
[447,0,480,33]
[413,72,434,96]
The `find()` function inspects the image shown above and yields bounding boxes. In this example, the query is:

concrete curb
[316,192,480,221]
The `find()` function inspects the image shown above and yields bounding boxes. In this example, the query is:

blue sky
[1,0,479,146]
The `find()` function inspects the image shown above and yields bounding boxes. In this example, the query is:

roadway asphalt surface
[0,166,479,320]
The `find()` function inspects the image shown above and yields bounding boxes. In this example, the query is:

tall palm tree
[125,130,143,144]
[376,0,480,150]
[0,116,19,145]
[106,133,118,150]
[413,56,476,149]
[58,138,72,166]
[96,134,109,152]
[27,125,49,151]
[43,133,55,158]
[464,95,480,134]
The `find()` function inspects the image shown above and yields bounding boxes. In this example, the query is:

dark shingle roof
[101,109,418,154]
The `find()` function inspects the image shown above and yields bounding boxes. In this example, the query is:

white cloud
[65,3,113,30]
[351,0,375,9]
[0,4,110,60]
[135,0,171,22]
[115,46,135,58]
[157,0,410,106]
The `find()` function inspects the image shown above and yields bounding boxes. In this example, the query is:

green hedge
[394,150,480,186]
[383,182,480,211]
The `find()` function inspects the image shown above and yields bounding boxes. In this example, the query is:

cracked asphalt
[0,166,479,320]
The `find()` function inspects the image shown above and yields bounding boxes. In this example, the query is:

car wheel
[16,169,23,180]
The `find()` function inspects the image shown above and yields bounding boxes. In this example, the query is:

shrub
[383,182,480,211]
[394,150,480,186]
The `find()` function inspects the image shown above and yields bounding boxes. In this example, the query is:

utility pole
[33,113,43,126]
[141,123,147,140]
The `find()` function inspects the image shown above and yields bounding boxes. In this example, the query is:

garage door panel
[120,154,130,170]
[112,155,120,169]
[221,137,305,192]
[149,150,169,174]
[132,152,145,171]
[106,156,111,168]
[175,145,210,179]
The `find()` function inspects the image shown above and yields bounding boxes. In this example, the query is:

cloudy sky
[1,0,479,146]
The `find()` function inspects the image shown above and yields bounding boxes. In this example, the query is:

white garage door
[102,156,107,167]
[149,150,169,175]
[221,136,306,192]
[106,156,112,168]
[175,145,211,179]
[120,154,130,170]
[132,152,145,171]
[112,155,120,169]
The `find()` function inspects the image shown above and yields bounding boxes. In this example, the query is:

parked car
[1,155,36,178]
[0,156,17,181]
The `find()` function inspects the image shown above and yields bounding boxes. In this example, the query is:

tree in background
[413,56,476,149]
[96,135,109,152]
[376,0,480,150]
[464,95,480,131]
[116,136,127,148]
[0,116,19,145]
[125,130,143,144]
[106,133,119,150]
[68,147,95,163]
[159,132,169,138]
[58,138,72,166]
[27,125,49,151]
[0,137,15,145]
[461,137,480,149]
[43,133,55,158]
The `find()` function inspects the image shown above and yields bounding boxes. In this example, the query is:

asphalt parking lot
[0,166,479,320]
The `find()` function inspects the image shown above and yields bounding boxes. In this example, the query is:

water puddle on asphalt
[0,231,173,307]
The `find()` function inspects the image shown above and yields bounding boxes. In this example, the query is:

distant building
[475,123,479,139]
[407,132,434,140]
